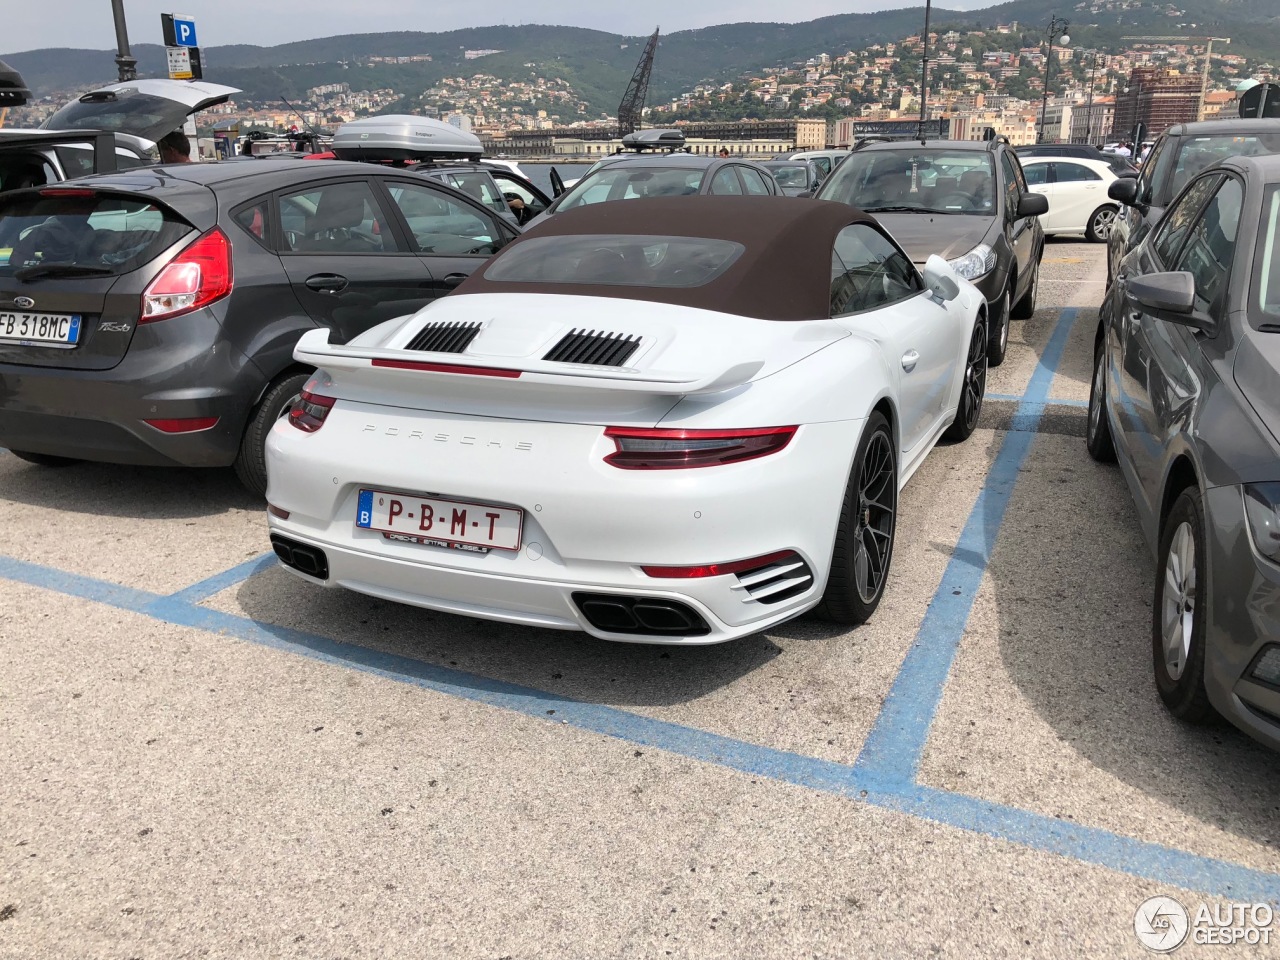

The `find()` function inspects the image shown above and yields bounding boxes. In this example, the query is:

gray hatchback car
[1088,152,1280,752]
[0,158,519,494]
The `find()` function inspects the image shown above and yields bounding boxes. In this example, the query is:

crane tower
[618,28,660,138]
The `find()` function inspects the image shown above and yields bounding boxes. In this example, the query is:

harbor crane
[618,28,660,138]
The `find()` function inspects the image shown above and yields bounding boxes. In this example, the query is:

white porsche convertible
[264,196,988,644]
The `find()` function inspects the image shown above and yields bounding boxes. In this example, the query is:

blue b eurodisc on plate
[356,489,374,528]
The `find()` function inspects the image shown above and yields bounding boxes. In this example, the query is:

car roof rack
[331,115,484,162]
[618,129,690,153]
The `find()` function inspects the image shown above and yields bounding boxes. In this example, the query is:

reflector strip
[142,417,220,434]
[642,549,798,579]
[371,358,522,378]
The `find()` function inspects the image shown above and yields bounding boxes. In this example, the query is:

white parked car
[263,196,989,644]
[1020,156,1120,242]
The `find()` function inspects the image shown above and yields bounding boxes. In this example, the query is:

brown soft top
[453,195,877,321]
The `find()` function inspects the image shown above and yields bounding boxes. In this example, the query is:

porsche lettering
[360,423,532,450]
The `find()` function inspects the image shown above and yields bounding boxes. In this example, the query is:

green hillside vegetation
[4,0,1276,117]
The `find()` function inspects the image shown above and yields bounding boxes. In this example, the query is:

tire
[1152,487,1219,724]
[986,287,1011,367]
[1085,205,1119,244]
[1086,336,1116,463]
[7,450,80,467]
[943,312,988,443]
[814,411,897,626]
[1010,254,1040,320]
[233,371,311,498]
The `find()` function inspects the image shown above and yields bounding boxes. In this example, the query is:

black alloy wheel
[944,313,988,443]
[815,411,897,625]
[1010,255,1040,320]
[234,371,312,498]
[986,288,1011,367]
[1086,337,1117,463]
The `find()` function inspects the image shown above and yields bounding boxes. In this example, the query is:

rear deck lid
[43,80,241,143]
[0,187,195,370]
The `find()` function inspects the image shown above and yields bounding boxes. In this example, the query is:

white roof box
[621,129,687,150]
[331,115,483,161]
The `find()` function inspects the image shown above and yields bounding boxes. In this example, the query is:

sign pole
[111,0,137,82]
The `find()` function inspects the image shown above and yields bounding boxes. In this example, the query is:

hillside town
[3,16,1274,155]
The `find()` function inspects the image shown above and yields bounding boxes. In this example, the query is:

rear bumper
[0,311,264,467]
[264,402,861,644]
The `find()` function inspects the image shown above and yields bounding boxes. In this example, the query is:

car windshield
[1257,185,1280,327]
[556,166,704,211]
[768,165,809,188]
[1169,134,1280,199]
[483,234,743,287]
[819,149,995,214]
[0,191,192,278]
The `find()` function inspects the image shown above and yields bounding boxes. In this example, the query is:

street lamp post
[1081,52,1099,144]
[1036,15,1070,144]
[917,0,932,143]
[110,0,137,82]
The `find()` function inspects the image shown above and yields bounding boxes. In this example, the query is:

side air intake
[544,329,641,367]
[405,321,483,354]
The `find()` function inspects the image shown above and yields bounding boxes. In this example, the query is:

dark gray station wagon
[0,158,519,493]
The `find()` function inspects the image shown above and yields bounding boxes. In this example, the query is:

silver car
[1087,152,1280,751]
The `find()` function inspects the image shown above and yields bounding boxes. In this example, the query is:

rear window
[483,235,743,287]
[0,191,192,278]
[558,167,706,210]
[1169,133,1280,199]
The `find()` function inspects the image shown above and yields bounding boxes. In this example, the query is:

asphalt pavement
[3,239,1280,959]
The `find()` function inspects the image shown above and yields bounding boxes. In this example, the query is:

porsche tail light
[603,425,796,470]
[287,388,336,433]
[141,227,233,322]
[642,550,798,579]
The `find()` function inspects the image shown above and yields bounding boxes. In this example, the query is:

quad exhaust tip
[271,534,330,581]
[572,592,710,637]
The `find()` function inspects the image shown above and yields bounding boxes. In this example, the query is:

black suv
[1106,118,1280,284]
[817,137,1047,365]
[0,158,519,494]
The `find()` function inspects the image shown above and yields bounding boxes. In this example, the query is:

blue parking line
[854,308,1081,786]
[2,546,1278,900]
[166,552,276,604]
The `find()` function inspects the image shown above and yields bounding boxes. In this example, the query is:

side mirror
[549,166,566,198]
[1109,178,1139,206]
[1126,271,1209,329]
[923,255,962,302]
[1017,193,1049,218]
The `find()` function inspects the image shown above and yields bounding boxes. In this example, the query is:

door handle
[901,350,920,372]
[305,273,348,294]
[441,273,469,290]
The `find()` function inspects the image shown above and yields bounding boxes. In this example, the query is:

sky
[6,0,988,53]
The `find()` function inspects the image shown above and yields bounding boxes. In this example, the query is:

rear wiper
[13,264,114,281]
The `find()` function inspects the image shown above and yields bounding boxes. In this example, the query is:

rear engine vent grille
[406,321,483,354]
[543,329,641,367]
[733,552,814,605]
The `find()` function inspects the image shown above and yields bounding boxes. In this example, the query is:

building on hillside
[1069,97,1115,144]
[1038,102,1073,143]
[1112,67,1201,140]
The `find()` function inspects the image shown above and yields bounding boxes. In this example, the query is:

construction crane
[1122,35,1231,121]
[618,28,660,138]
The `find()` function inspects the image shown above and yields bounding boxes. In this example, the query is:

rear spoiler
[0,130,122,175]
[294,328,764,396]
